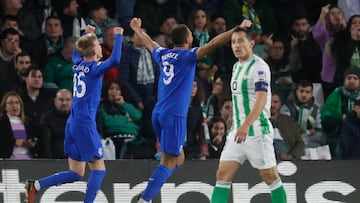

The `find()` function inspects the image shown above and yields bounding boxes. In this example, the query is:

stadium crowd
[1,0,360,161]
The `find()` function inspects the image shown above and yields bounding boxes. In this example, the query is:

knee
[260,170,279,184]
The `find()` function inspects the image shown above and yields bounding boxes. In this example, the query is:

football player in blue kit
[24,25,124,203]
[130,17,252,203]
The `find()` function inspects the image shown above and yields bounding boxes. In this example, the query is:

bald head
[55,89,72,112]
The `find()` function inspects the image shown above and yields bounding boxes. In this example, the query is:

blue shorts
[152,112,186,156]
[64,118,104,161]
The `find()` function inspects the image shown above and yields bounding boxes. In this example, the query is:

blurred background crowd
[0,0,360,161]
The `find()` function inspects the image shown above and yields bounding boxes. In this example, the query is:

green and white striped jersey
[230,55,272,137]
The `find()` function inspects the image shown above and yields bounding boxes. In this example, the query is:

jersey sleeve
[253,61,270,92]
[94,34,123,75]
[152,47,165,64]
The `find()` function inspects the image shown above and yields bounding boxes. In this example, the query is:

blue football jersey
[70,34,123,121]
[152,47,198,117]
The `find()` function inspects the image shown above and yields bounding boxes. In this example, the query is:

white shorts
[220,130,276,169]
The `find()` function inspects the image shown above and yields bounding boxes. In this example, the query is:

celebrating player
[24,25,124,203]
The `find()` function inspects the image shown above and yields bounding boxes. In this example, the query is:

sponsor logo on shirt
[258,70,266,81]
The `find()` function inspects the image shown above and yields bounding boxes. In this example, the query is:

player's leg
[85,158,106,203]
[138,114,185,203]
[24,158,84,203]
[211,130,244,203]
[211,161,240,203]
[259,167,287,203]
[252,134,287,203]
[37,158,85,189]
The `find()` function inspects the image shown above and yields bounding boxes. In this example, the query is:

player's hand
[130,18,142,31]
[239,19,252,29]
[113,27,124,35]
[85,25,96,33]
[234,124,249,143]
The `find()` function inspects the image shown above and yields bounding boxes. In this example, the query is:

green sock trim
[270,179,287,203]
[211,181,231,203]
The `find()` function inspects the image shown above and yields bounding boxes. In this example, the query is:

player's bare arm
[234,91,267,143]
[196,19,252,60]
[130,17,159,52]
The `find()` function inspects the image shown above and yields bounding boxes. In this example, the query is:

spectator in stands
[31,15,64,69]
[180,0,220,22]
[0,91,37,159]
[1,0,23,18]
[118,29,160,110]
[207,117,227,159]
[270,92,304,161]
[85,0,118,43]
[289,14,322,83]
[265,36,299,100]
[204,74,232,121]
[0,15,31,52]
[313,4,346,99]
[39,89,72,159]
[154,15,178,48]
[100,79,142,159]
[331,14,360,88]
[101,26,121,81]
[0,28,21,99]
[219,97,233,133]
[281,80,324,147]
[218,0,278,36]
[209,13,237,78]
[339,98,360,159]
[53,0,86,39]
[14,52,31,90]
[188,8,213,70]
[321,67,360,158]
[17,65,54,139]
[133,0,184,37]
[42,36,77,97]
[17,0,54,42]
[184,77,207,160]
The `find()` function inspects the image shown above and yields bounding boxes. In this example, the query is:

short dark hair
[15,52,31,62]
[1,15,18,24]
[233,27,253,41]
[172,24,189,46]
[23,65,42,77]
[295,79,313,90]
[0,28,19,41]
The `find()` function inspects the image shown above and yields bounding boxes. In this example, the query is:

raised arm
[130,18,159,52]
[196,20,252,60]
[72,25,97,63]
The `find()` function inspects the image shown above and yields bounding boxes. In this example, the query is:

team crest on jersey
[258,71,266,81]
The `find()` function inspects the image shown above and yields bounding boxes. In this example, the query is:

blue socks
[84,170,106,203]
[38,170,82,189]
[37,170,106,203]
[141,164,172,201]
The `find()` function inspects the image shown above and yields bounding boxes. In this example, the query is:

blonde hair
[0,91,27,123]
[75,33,97,57]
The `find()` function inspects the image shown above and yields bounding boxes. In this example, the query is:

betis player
[211,28,287,203]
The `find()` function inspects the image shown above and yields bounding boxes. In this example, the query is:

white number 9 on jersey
[73,72,86,98]
[162,61,174,85]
